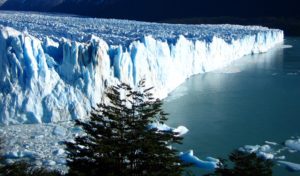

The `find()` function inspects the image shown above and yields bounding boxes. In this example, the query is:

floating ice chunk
[20,150,38,158]
[257,151,274,160]
[5,151,19,159]
[32,134,44,139]
[276,156,286,160]
[288,149,298,153]
[239,145,261,153]
[52,126,67,136]
[44,160,56,166]
[285,139,300,152]
[179,150,219,170]
[149,123,189,136]
[173,126,189,136]
[286,72,298,76]
[280,45,293,49]
[239,144,274,160]
[278,161,300,172]
[53,149,65,156]
[149,122,172,131]
[4,150,37,159]
[56,158,67,165]
[265,141,278,146]
[71,126,83,134]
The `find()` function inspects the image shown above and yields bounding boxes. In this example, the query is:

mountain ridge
[0,0,299,21]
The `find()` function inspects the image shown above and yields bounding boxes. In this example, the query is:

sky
[118,0,299,19]
[70,0,300,20]
[0,0,299,21]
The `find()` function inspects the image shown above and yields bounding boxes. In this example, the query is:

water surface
[164,37,300,175]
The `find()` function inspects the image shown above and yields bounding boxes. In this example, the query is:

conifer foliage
[65,80,187,176]
[206,150,273,176]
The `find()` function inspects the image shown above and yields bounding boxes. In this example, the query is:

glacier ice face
[0,11,283,124]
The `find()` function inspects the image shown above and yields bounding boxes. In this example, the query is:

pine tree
[205,150,274,176]
[65,80,187,176]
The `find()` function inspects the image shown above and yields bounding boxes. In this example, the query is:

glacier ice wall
[0,24,283,124]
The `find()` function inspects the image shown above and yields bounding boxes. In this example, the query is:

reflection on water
[164,37,300,176]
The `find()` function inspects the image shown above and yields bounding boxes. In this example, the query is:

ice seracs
[0,11,284,124]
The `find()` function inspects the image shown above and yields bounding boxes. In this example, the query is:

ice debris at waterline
[239,139,300,173]
[0,11,284,124]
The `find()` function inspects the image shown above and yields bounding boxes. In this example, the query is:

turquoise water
[164,37,300,176]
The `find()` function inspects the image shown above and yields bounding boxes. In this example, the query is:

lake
[164,37,300,176]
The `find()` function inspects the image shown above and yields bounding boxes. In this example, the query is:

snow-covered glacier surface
[0,11,283,124]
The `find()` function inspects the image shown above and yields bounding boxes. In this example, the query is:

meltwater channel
[164,37,300,176]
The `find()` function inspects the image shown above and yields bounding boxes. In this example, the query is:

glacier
[0,11,283,124]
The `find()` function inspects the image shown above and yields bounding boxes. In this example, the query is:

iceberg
[179,150,219,170]
[0,11,284,124]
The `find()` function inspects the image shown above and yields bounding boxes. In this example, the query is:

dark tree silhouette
[65,80,188,176]
[205,150,274,176]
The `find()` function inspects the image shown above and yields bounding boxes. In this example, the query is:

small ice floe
[275,156,286,160]
[5,150,37,159]
[20,150,38,158]
[278,161,300,172]
[179,150,219,170]
[288,149,298,153]
[280,45,293,49]
[53,149,65,156]
[173,126,189,136]
[5,151,19,159]
[44,160,56,166]
[274,148,287,155]
[239,145,260,153]
[53,126,67,136]
[149,122,189,136]
[71,126,83,134]
[286,72,298,76]
[56,158,67,165]
[265,141,278,146]
[239,145,274,160]
[31,134,44,139]
[257,152,274,160]
[285,139,300,152]
[271,73,278,76]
